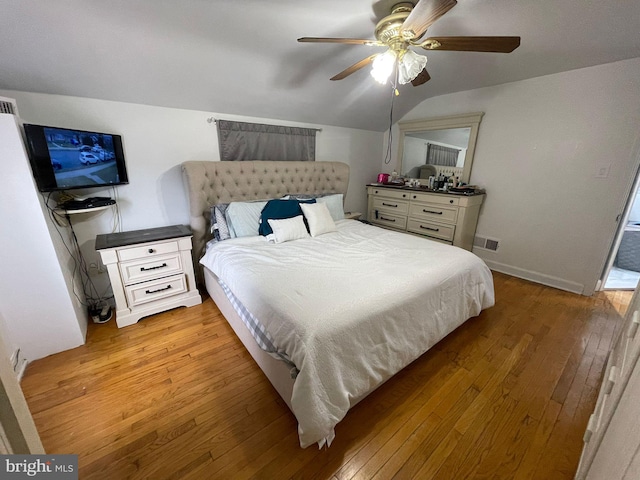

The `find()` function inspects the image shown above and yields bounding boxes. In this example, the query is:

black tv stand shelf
[58,197,115,210]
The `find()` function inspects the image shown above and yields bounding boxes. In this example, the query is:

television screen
[23,124,129,192]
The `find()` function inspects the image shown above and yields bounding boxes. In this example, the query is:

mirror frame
[397,112,484,184]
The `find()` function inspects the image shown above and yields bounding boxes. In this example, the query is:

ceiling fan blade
[422,36,521,52]
[411,68,431,86]
[331,55,378,81]
[401,0,458,40]
[298,37,382,46]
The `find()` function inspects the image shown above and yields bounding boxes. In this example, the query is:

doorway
[603,169,640,290]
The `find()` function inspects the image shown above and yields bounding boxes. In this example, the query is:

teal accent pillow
[259,199,316,236]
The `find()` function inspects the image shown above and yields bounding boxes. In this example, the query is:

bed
[181,160,494,448]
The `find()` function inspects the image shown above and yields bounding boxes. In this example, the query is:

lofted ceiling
[0,0,639,131]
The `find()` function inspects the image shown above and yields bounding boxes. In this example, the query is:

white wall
[0,90,383,321]
[0,114,86,361]
[384,58,640,295]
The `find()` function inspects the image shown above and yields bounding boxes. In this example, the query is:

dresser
[575,288,640,479]
[96,225,202,328]
[366,185,484,250]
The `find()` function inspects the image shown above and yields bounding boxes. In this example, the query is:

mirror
[397,112,484,185]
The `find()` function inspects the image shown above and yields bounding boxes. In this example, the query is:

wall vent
[0,96,19,116]
[473,235,500,252]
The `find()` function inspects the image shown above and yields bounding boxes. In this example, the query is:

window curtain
[426,143,459,167]
[216,120,317,161]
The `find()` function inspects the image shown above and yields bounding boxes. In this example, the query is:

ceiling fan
[298,0,520,87]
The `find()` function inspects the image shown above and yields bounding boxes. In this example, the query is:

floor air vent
[473,235,500,251]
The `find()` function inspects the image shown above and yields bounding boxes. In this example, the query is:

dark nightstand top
[95,225,192,250]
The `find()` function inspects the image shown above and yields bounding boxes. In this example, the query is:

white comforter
[200,219,494,448]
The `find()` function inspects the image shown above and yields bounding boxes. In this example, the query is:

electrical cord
[40,191,114,311]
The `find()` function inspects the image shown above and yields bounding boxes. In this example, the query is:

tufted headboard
[181,160,350,279]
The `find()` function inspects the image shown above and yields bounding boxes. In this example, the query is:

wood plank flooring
[20,273,632,479]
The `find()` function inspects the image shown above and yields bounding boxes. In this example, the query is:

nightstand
[96,225,202,328]
[344,211,362,220]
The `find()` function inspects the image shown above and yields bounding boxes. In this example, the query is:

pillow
[210,203,231,242]
[285,193,345,221]
[259,199,316,236]
[225,200,268,237]
[317,194,345,221]
[267,216,310,244]
[300,202,337,237]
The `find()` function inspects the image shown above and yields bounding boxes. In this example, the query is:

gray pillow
[210,203,231,242]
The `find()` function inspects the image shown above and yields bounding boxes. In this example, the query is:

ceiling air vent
[0,96,19,116]
[473,235,500,252]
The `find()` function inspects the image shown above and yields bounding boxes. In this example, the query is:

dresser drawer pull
[423,209,443,215]
[380,216,396,222]
[627,311,640,339]
[148,248,155,254]
[382,202,398,208]
[604,366,618,394]
[146,285,172,295]
[140,262,168,272]
[420,225,440,232]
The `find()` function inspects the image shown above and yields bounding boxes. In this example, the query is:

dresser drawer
[125,273,187,307]
[117,241,179,262]
[368,187,411,201]
[369,210,407,230]
[119,253,183,285]
[372,197,409,215]
[410,192,460,206]
[409,203,458,224]
[407,219,455,242]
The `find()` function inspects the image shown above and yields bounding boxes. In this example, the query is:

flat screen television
[23,124,129,192]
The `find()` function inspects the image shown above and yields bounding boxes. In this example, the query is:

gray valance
[216,120,317,161]
[426,143,459,167]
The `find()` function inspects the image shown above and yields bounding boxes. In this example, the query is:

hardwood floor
[20,273,632,479]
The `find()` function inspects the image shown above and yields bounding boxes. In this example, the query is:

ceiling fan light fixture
[370,49,397,84]
[398,49,427,84]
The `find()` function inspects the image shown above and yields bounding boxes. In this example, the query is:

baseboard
[483,259,585,295]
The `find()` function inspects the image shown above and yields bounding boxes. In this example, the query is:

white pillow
[300,202,337,237]
[267,215,310,243]
[317,194,345,221]
[225,200,268,237]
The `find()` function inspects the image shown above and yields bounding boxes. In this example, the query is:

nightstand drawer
[125,274,187,307]
[372,197,409,215]
[409,203,458,224]
[117,241,179,262]
[119,253,183,285]
[407,219,455,241]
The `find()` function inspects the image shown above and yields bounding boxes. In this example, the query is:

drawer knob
[148,248,155,254]
[420,225,440,232]
[424,209,443,215]
[450,200,454,204]
[380,216,396,222]
[413,195,417,199]
[382,202,398,208]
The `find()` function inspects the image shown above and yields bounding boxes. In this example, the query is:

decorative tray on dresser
[366,184,485,251]
[96,224,202,328]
